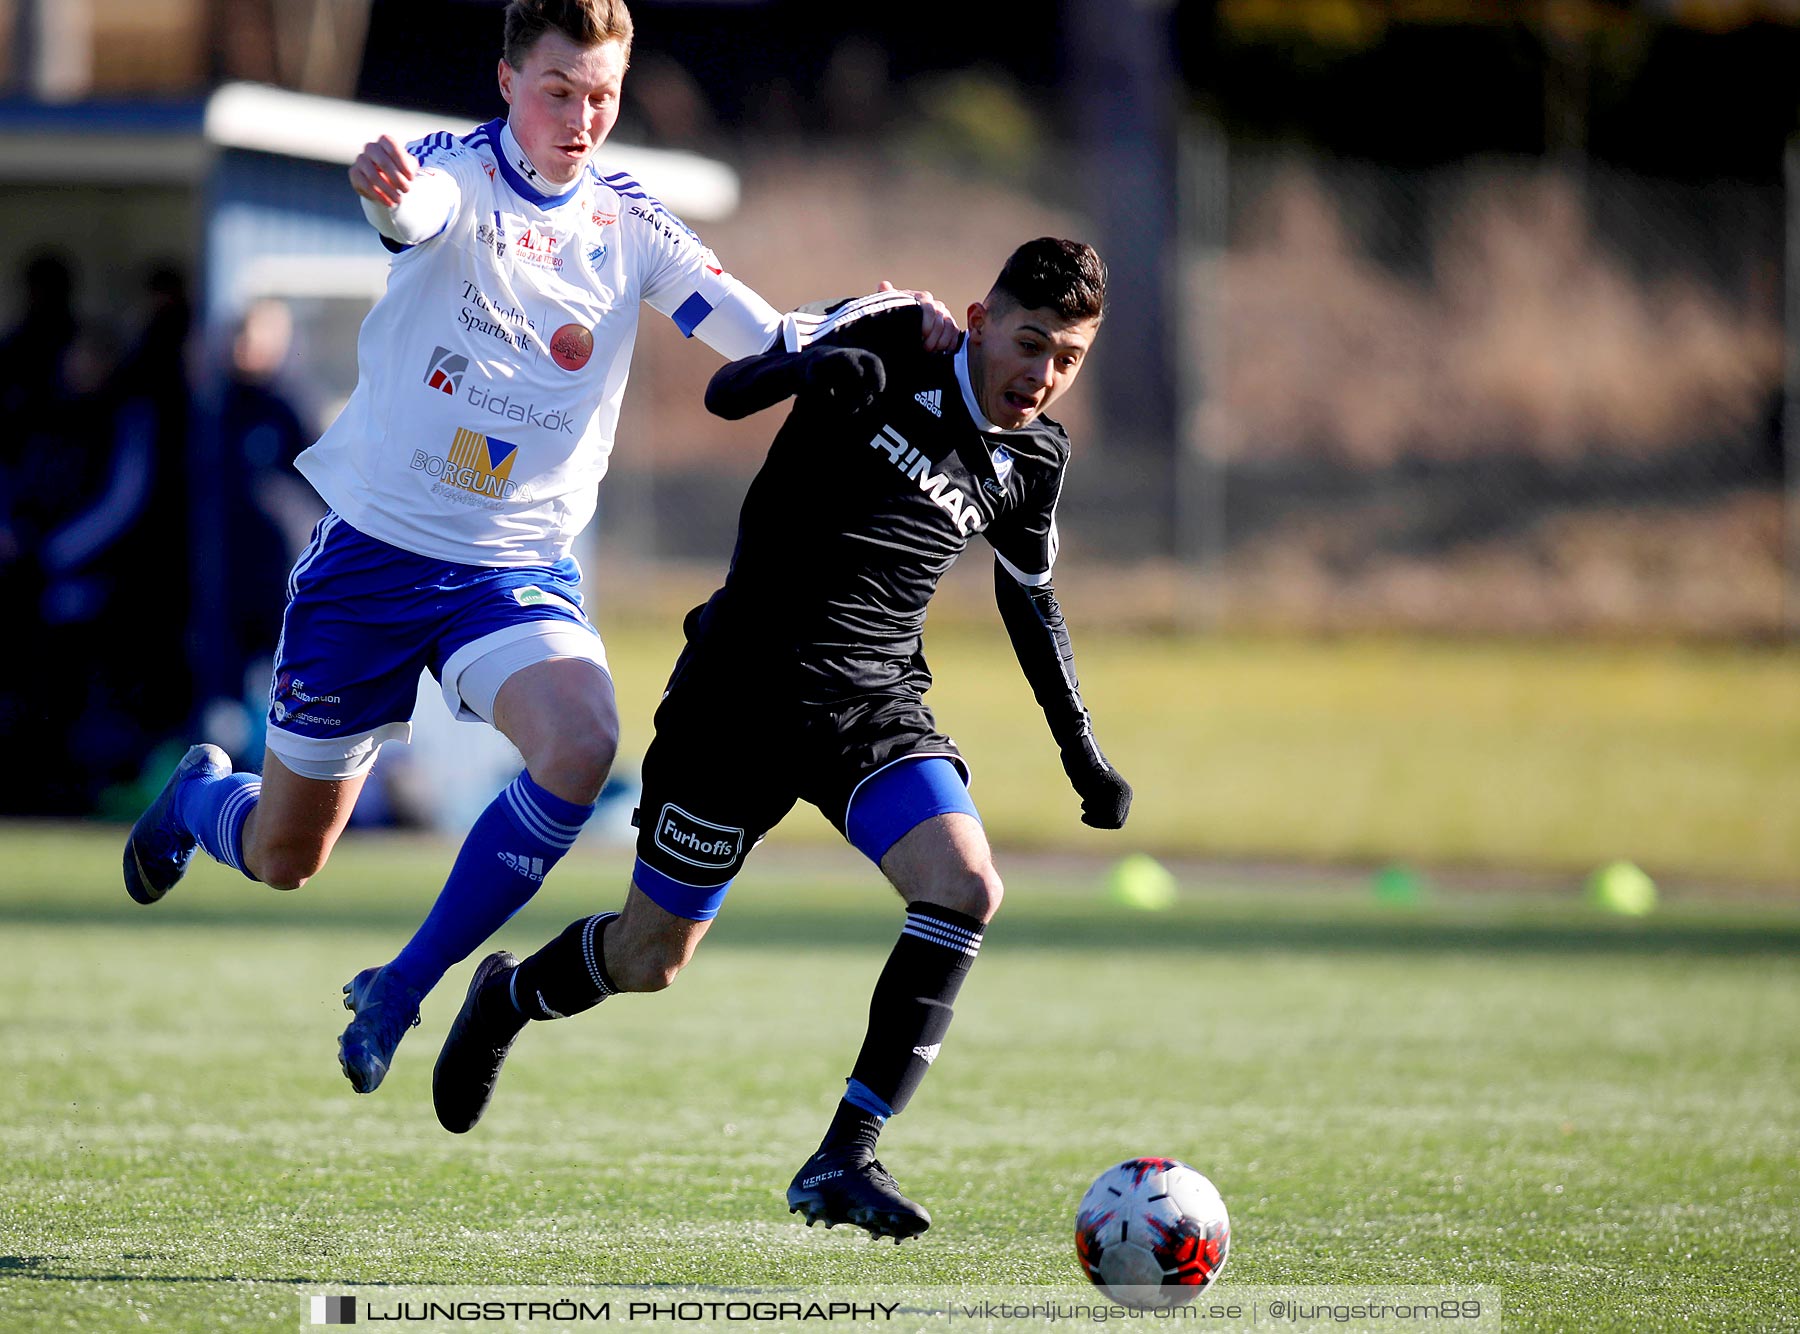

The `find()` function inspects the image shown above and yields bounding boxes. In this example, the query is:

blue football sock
[174,769,262,881]
[388,771,594,996]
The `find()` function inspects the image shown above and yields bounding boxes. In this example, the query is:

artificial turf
[1,824,1794,1331]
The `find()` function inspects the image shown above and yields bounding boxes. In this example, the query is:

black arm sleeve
[993,560,1090,748]
[704,346,815,421]
[995,560,1133,828]
[708,283,865,414]
[708,302,919,420]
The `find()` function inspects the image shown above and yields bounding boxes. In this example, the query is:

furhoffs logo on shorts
[654,803,743,870]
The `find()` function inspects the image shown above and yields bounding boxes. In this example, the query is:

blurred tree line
[354,0,1799,181]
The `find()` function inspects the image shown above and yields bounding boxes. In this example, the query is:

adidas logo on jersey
[914,388,942,417]
[497,851,546,881]
[912,1043,941,1064]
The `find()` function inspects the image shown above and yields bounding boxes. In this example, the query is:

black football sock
[821,902,985,1154]
[821,1097,885,1158]
[501,912,621,1022]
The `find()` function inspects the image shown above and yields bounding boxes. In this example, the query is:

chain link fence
[594,137,1793,639]
[1175,126,1791,638]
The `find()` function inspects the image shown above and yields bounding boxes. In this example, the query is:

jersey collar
[953,338,1004,435]
[495,120,586,209]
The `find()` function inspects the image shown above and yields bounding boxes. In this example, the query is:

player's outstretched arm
[776,288,954,358]
[351,134,459,246]
[705,345,886,421]
[666,262,951,363]
[349,134,416,207]
[992,561,1132,829]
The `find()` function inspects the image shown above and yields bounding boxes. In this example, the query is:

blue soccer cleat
[338,965,424,1094]
[123,743,231,905]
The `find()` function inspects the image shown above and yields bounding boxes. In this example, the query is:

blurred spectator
[821,37,893,136]
[0,253,106,812]
[219,298,322,668]
[626,54,716,146]
[6,266,198,813]
[0,252,79,420]
[0,253,83,573]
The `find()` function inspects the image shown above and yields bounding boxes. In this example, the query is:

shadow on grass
[727,906,1800,957]
[0,1254,317,1285]
[4,899,1797,957]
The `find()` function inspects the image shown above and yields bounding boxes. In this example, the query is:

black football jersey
[695,304,1069,702]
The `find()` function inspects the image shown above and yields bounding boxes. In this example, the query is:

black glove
[1060,734,1132,830]
[803,346,885,413]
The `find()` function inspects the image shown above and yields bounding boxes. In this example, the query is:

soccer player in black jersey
[433,237,1132,1241]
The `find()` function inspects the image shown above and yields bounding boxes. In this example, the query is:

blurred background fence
[1174,139,1789,637]
[590,134,1794,641]
[0,0,1796,870]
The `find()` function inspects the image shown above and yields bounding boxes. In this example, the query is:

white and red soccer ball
[1075,1157,1230,1309]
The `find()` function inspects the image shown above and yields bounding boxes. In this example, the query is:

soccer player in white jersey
[121,0,956,1096]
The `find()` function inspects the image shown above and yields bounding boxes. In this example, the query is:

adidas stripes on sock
[174,769,261,880]
[506,911,621,1021]
[387,771,594,995]
[823,901,985,1152]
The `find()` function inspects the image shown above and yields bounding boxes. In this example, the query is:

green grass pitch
[1,824,1796,1332]
[599,621,1800,884]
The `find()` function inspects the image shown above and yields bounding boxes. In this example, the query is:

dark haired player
[433,238,1133,1241]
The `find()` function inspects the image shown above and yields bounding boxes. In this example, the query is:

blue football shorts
[265,511,609,780]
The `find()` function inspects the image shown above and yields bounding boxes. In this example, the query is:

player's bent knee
[242,824,335,891]
[931,862,1004,922]
[528,717,619,805]
[249,848,327,891]
[970,865,1005,922]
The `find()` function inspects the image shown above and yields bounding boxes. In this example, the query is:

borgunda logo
[410,428,533,502]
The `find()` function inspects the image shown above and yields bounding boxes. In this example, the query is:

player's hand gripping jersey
[698,302,1064,690]
[298,119,817,567]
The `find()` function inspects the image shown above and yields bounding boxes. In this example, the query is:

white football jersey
[296,119,796,566]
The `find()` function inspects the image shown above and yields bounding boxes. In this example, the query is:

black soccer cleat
[123,743,231,905]
[433,951,524,1134]
[338,965,424,1094]
[786,1148,931,1243]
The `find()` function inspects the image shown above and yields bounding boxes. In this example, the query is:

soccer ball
[1074,1157,1230,1309]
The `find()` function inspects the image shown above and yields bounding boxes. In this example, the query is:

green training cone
[1372,863,1427,905]
[1587,860,1657,916]
[1105,853,1178,911]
